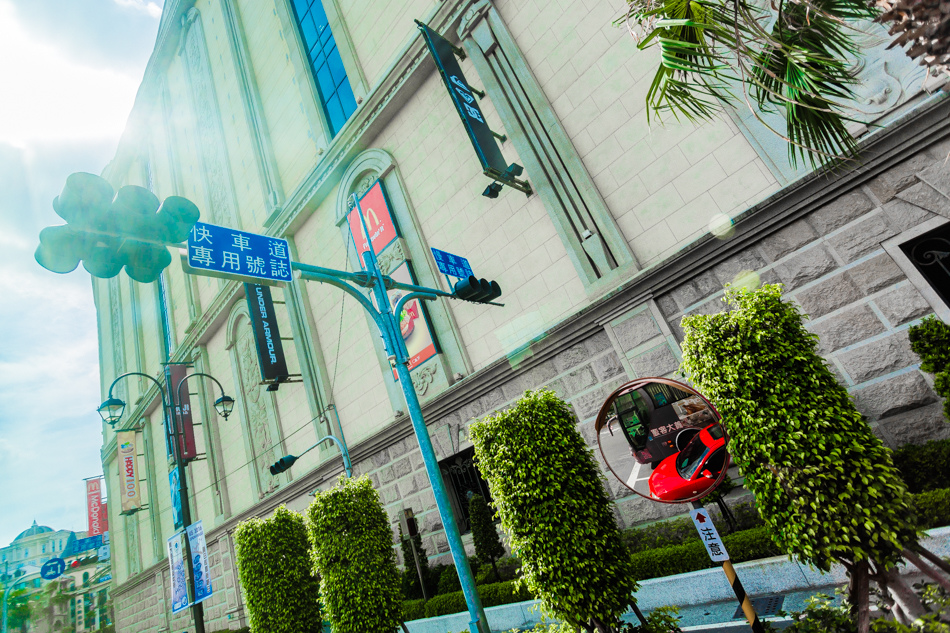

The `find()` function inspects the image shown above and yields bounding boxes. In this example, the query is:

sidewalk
[403,526,950,633]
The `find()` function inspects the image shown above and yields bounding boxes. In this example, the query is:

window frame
[883,215,950,322]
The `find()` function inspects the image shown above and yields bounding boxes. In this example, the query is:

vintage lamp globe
[214,395,235,419]
[97,397,126,426]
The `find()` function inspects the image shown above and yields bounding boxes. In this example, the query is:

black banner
[244,283,290,384]
[416,21,509,179]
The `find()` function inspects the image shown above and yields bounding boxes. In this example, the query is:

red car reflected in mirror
[648,424,729,502]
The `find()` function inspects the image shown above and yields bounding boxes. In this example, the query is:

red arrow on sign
[695,513,707,523]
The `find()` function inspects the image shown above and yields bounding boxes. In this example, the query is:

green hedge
[234,506,322,633]
[422,580,533,618]
[914,488,950,530]
[306,475,402,633]
[402,599,427,622]
[892,439,950,494]
[629,526,782,581]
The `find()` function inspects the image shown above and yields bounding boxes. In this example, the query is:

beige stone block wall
[494,0,779,267]
[338,0,433,88]
[197,0,269,230]
[237,0,321,196]
[371,67,589,370]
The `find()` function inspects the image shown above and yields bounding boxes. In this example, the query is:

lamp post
[99,370,234,633]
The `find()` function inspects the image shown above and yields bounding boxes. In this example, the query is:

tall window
[901,222,950,308]
[291,0,357,136]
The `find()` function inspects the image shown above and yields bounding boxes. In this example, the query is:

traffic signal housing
[35,172,200,283]
[269,454,298,475]
[453,276,502,304]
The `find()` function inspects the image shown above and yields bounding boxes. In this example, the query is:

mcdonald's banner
[117,431,142,515]
[347,180,398,256]
[85,479,107,536]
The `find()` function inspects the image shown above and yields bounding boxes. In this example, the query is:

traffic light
[269,454,298,475]
[35,172,200,283]
[453,276,502,303]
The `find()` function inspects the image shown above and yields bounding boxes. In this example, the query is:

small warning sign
[690,508,730,562]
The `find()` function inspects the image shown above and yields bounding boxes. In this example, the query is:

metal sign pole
[689,501,764,633]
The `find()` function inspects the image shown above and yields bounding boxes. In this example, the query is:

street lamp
[99,370,235,633]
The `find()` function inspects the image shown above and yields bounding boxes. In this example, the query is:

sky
[0,0,162,547]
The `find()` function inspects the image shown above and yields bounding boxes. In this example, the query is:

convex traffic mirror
[595,377,730,504]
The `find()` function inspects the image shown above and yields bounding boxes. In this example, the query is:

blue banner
[167,532,189,613]
[62,535,103,557]
[186,521,213,604]
[169,467,183,530]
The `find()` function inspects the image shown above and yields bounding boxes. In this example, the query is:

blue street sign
[62,535,103,557]
[40,558,66,580]
[430,248,474,279]
[187,222,292,284]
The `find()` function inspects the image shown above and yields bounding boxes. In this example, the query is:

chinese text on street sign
[188,222,292,284]
[690,509,730,562]
[430,248,474,279]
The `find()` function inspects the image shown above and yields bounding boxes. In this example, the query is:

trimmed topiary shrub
[469,493,506,581]
[437,564,462,595]
[681,285,923,625]
[908,315,950,421]
[402,598,427,622]
[891,439,950,494]
[471,389,638,632]
[305,475,402,633]
[628,526,781,580]
[234,506,322,633]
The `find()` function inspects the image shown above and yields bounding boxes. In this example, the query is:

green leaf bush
[399,524,431,600]
[629,526,781,580]
[423,580,533,618]
[471,388,638,632]
[680,285,918,574]
[908,316,950,421]
[913,488,950,530]
[402,598,427,622]
[891,439,950,494]
[234,506,322,633]
[469,493,506,580]
[305,475,402,633]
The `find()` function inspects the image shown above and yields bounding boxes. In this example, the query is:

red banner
[86,479,105,536]
[165,364,197,461]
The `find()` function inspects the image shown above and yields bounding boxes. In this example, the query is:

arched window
[334,149,471,405]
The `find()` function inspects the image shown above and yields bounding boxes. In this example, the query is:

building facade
[93,0,950,631]
[1,522,81,580]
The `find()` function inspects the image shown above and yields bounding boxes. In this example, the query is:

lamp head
[97,397,126,426]
[214,395,235,419]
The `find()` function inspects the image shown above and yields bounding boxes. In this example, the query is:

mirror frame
[593,377,731,505]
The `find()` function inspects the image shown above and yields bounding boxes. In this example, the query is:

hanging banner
[186,521,213,604]
[169,467,183,530]
[347,180,399,257]
[165,364,197,461]
[167,532,190,613]
[244,283,290,385]
[416,22,509,180]
[117,431,142,515]
[86,479,106,537]
[98,532,111,561]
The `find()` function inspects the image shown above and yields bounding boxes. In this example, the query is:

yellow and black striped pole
[722,558,765,633]
[690,502,765,633]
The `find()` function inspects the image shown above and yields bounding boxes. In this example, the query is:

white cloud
[0,1,141,148]
[113,0,163,18]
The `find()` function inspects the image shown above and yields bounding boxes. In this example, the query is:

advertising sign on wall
[167,532,189,613]
[244,283,290,384]
[117,431,142,515]
[186,521,213,604]
[347,180,398,257]
[165,364,197,461]
[85,478,106,537]
[388,262,438,374]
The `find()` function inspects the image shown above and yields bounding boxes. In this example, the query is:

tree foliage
[468,493,506,580]
[234,505,322,633]
[305,475,402,633]
[908,315,950,421]
[680,284,918,572]
[470,389,638,633]
[619,0,875,168]
[398,524,431,600]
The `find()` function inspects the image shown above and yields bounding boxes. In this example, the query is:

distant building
[0,522,83,581]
